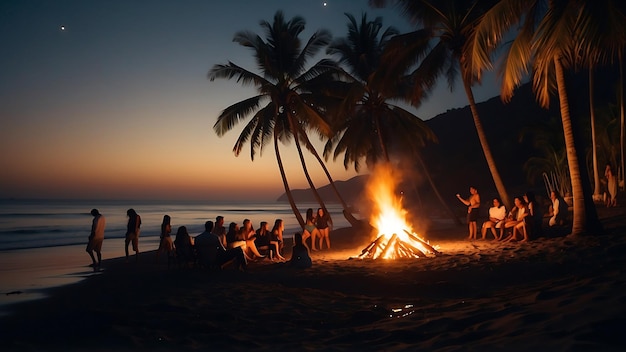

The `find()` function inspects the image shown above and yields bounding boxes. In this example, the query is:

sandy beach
[1,207,626,351]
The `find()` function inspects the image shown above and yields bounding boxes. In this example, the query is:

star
[323,2,327,7]
[60,25,66,31]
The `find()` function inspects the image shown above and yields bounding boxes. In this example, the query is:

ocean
[0,199,356,252]
[0,199,357,312]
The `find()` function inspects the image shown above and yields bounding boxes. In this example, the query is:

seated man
[481,198,506,240]
[195,220,247,271]
[548,190,568,227]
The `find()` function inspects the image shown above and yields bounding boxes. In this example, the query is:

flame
[363,164,437,260]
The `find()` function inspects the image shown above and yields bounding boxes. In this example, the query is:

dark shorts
[467,208,479,222]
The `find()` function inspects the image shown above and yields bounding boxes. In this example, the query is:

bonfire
[357,165,440,260]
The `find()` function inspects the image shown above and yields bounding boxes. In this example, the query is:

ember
[357,164,439,259]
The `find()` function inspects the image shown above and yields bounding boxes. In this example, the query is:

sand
[1,207,626,351]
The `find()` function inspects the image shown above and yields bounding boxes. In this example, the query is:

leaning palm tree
[208,11,340,228]
[472,0,626,235]
[323,13,461,224]
[370,0,512,209]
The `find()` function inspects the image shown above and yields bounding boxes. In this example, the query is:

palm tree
[370,0,512,209]
[323,13,461,224]
[471,0,626,235]
[208,11,340,228]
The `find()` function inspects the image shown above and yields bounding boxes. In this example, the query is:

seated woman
[501,197,528,242]
[174,226,195,267]
[289,232,312,269]
[481,198,506,240]
[521,191,542,240]
[271,219,285,255]
[301,208,320,252]
[240,219,265,259]
[225,222,253,261]
[256,221,285,261]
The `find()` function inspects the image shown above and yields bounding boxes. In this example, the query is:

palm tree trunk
[462,78,512,209]
[617,50,626,189]
[299,130,361,226]
[374,115,390,161]
[292,128,327,213]
[589,69,601,199]
[415,151,463,226]
[274,131,305,228]
[554,55,603,236]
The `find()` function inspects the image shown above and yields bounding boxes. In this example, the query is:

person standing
[456,186,481,240]
[316,208,332,250]
[125,208,141,262]
[156,215,174,263]
[86,208,106,268]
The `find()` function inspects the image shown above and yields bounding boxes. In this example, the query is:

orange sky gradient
[0,1,500,202]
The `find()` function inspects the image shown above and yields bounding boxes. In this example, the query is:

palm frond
[213,95,264,136]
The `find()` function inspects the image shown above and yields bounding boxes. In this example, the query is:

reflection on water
[389,304,416,318]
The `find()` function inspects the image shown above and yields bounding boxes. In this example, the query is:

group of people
[85,208,314,270]
[456,187,569,243]
[85,207,143,268]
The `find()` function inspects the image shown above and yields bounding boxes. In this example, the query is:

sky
[0,0,501,202]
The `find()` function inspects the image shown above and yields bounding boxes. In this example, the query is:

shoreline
[2,207,626,350]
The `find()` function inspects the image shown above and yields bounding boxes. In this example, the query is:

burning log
[358,228,438,259]
[358,234,385,259]
[379,233,398,259]
[404,229,440,256]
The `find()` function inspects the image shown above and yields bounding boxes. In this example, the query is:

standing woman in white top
[481,198,506,240]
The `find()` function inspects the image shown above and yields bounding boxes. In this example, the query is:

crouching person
[195,220,247,271]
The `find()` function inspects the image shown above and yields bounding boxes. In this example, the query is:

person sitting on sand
[226,222,253,261]
[86,208,106,269]
[316,208,332,250]
[548,190,568,227]
[174,225,195,266]
[212,215,227,247]
[521,191,542,239]
[256,221,285,261]
[271,219,285,254]
[456,186,481,240]
[289,232,312,269]
[481,198,506,240]
[501,197,528,242]
[156,215,174,263]
[124,208,141,262]
[195,221,247,271]
[240,219,265,259]
[605,163,618,207]
[302,208,320,252]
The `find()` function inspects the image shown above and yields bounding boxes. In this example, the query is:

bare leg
[87,249,97,266]
[324,231,330,249]
[301,231,311,252]
[246,240,265,258]
[311,230,318,251]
